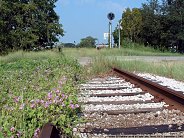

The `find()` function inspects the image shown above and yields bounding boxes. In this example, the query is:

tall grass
[0,50,63,63]
[60,40,182,57]
[1,42,181,63]
[90,57,184,81]
[62,47,181,58]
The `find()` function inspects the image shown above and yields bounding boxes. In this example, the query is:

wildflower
[10,127,15,132]
[58,80,63,85]
[19,103,25,110]
[62,103,65,107]
[16,131,21,138]
[48,101,52,105]
[14,96,20,103]
[47,92,52,100]
[10,136,14,138]
[30,103,36,109]
[70,104,75,109]
[35,99,40,104]
[75,104,80,108]
[57,95,60,99]
[59,98,64,103]
[55,89,60,94]
[40,100,44,104]
[44,102,49,108]
[61,94,65,98]
[33,128,40,138]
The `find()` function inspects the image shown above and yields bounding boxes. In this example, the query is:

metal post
[109,21,112,48]
[118,20,122,49]
[108,22,110,48]
[118,22,121,49]
[107,12,115,48]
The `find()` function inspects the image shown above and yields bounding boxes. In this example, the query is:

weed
[0,52,83,137]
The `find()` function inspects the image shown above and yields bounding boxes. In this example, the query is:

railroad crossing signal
[107,12,115,48]
[107,12,115,21]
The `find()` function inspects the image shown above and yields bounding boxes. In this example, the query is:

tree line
[61,36,97,48]
[113,0,184,53]
[0,0,63,54]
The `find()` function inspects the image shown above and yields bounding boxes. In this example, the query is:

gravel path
[109,56,184,62]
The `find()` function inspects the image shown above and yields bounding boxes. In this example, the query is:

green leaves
[121,8,142,42]
[117,0,184,53]
[78,36,97,48]
[0,0,64,54]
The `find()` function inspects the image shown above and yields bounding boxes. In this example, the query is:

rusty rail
[38,123,61,138]
[112,67,184,112]
[85,124,184,135]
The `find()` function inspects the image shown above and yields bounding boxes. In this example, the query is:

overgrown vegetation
[61,42,181,58]
[0,51,83,137]
[90,56,184,81]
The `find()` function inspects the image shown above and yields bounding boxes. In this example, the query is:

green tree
[139,0,162,48]
[139,0,184,52]
[121,8,142,42]
[32,0,64,48]
[113,0,184,53]
[113,26,119,46]
[78,36,97,48]
[165,0,184,52]
[0,0,64,54]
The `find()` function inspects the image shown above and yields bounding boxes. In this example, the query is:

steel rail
[38,123,61,138]
[112,67,184,112]
[84,124,184,135]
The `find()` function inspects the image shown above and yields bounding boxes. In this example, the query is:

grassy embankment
[0,51,84,138]
[62,41,181,57]
[61,42,184,81]
[90,56,184,81]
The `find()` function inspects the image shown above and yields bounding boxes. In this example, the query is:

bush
[0,53,82,137]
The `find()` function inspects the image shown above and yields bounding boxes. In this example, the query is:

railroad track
[74,68,184,138]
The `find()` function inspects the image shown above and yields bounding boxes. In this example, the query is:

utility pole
[118,20,122,49]
[109,21,112,48]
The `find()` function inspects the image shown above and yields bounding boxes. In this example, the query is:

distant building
[96,44,108,49]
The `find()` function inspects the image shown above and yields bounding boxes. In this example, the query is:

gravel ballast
[75,75,184,137]
[136,73,184,93]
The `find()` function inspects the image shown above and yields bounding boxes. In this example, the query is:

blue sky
[55,0,148,44]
